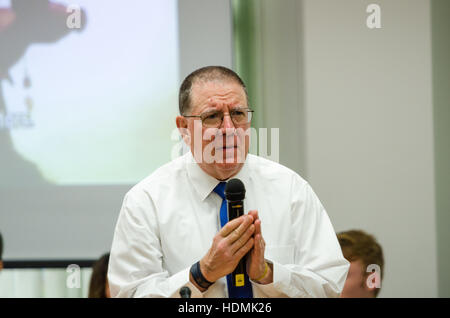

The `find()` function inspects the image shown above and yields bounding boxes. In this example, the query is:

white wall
[301,0,437,297]
[252,0,438,297]
[178,0,233,81]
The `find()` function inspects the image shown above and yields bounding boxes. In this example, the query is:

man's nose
[221,113,235,129]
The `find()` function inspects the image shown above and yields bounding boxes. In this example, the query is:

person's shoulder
[246,154,308,186]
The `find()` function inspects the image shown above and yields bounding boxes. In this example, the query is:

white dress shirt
[108,152,349,298]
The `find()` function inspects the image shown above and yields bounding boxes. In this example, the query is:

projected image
[0,0,179,185]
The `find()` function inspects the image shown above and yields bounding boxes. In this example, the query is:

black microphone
[179,286,191,298]
[225,178,247,288]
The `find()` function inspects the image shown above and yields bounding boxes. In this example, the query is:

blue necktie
[213,182,253,298]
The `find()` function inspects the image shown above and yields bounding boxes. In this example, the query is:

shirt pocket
[265,244,295,265]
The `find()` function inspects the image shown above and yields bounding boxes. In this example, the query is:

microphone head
[225,178,246,201]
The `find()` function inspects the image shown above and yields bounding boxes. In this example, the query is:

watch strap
[190,261,213,289]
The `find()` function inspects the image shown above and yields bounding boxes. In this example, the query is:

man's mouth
[216,145,238,150]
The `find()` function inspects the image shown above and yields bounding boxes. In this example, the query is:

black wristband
[190,261,213,289]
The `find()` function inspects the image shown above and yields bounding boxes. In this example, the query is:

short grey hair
[178,66,249,115]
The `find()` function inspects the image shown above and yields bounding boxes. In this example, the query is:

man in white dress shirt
[108,66,349,298]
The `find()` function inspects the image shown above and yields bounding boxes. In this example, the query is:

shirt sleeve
[107,188,206,298]
[251,176,349,298]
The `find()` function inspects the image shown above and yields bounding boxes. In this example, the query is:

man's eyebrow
[231,106,248,110]
[200,102,245,113]
[201,107,219,114]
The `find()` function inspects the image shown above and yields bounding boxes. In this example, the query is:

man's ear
[0,261,3,271]
[366,283,376,292]
[366,285,377,298]
[365,272,380,297]
[176,116,191,145]
[176,115,187,129]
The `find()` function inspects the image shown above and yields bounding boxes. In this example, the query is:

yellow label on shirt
[235,274,245,287]
[232,205,242,208]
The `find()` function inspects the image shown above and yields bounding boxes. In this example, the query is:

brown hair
[178,66,248,115]
[337,230,384,297]
[88,253,110,298]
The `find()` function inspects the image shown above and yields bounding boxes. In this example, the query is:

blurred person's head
[337,230,384,298]
[88,253,110,298]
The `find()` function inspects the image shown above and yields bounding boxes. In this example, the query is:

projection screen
[0,0,233,262]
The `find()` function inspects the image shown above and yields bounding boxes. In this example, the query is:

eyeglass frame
[182,107,254,128]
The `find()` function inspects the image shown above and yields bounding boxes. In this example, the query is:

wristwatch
[190,261,213,289]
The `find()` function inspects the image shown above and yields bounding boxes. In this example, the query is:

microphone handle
[227,199,244,220]
[232,258,247,287]
[227,199,247,287]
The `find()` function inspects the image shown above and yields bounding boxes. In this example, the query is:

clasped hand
[199,210,270,286]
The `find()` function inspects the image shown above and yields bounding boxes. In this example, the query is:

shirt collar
[185,151,251,201]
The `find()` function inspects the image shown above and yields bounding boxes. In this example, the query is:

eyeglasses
[183,107,254,128]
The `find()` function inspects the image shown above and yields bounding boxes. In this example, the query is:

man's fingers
[220,215,251,237]
[231,224,255,254]
[227,215,253,244]
[252,233,262,255]
[235,237,254,260]
[221,215,253,242]
[248,210,259,221]
[254,218,262,236]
